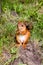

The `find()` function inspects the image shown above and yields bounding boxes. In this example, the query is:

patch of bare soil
[10,41,41,65]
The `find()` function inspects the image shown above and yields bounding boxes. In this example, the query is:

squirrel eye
[22,24,23,27]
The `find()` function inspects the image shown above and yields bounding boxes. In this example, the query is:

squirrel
[15,21,33,48]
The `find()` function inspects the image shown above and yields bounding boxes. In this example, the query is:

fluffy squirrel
[15,21,33,48]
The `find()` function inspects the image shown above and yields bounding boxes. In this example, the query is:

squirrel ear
[24,21,33,30]
[18,21,21,25]
[18,21,23,26]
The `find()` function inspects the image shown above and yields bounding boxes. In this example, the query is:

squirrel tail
[24,22,33,30]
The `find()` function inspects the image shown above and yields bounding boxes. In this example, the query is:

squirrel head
[18,21,27,34]
[17,21,33,34]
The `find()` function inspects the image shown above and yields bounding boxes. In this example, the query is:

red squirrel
[15,21,32,48]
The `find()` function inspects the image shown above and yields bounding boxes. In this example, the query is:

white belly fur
[19,35,25,42]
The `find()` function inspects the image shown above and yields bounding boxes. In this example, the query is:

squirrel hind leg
[22,43,27,49]
[15,42,22,48]
[15,43,20,47]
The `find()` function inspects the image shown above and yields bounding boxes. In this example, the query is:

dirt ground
[9,41,41,65]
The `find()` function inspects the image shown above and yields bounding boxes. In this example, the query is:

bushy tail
[24,22,33,30]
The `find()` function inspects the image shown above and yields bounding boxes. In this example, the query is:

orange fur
[16,22,30,48]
